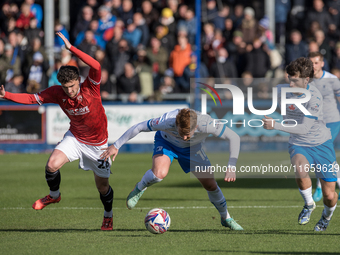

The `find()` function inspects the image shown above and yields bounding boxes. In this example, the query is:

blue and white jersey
[310,71,340,124]
[276,84,331,146]
[147,109,224,148]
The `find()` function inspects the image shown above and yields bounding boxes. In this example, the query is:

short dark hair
[285,57,314,79]
[57,65,79,84]
[308,51,324,60]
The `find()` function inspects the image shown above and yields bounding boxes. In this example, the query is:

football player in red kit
[0,32,114,231]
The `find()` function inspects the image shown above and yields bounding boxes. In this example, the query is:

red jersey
[4,46,108,146]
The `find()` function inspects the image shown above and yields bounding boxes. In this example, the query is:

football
[144,208,171,234]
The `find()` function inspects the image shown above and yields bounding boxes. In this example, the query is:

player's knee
[152,168,167,179]
[45,163,59,173]
[323,190,336,201]
[202,180,218,191]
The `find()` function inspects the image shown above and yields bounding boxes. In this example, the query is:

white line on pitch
[2,205,324,210]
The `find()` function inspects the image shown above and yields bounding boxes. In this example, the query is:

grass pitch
[1,152,340,255]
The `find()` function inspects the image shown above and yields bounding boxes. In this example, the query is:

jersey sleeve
[205,115,240,167]
[332,78,340,97]
[147,112,174,132]
[113,120,150,149]
[69,46,101,86]
[4,91,38,104]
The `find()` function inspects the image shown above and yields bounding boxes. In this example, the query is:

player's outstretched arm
[101,120,151,161]
[56,32,71,50]
[0,85,5,98]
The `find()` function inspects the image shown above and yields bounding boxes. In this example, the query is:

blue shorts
[153,131,211,173]
[289,140,337,182]
[326,121,340,142]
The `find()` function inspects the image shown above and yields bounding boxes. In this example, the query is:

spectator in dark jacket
[245,38,271,78]
[117,62,141,102]
[210,48,238,78]
[305,0,332,33]
[133,12,150,47]
[285,30,308,66]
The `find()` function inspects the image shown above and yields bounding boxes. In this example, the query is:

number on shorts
[97,159,110,169]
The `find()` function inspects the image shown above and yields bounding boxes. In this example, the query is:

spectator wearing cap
[121,0,134,26]
[331,42,340,70]
[169,35,192,92]
[177,7,196,45]
[258,16,274,50]
[16,3,35,31]
[24,0,43,28]
[117,62,141,102]
[141,0,159,32]
[209,48,238,78]
[146,37,169,90]
[133,12,150,47]
[27,51,48,90]
[0,43,21,85]
[285,29,308,66]
[238,7,259,44]
[183,52,209,90]
[157,7,176,37]
[97,5,117,43]
[154,24,175,54]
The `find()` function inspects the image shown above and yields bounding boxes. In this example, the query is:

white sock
[299,187,314,205]
[50,190,60,199]
[322,204,337,220]
[207,186,230,220]
[316,179,321,188]
[104,209,113,218]
[137,169,163,191]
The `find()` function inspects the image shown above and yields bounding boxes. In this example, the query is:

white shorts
[55,130,111,178]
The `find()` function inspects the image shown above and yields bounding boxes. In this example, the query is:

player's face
[288,74,309,94]
[61,78,80,98]
[309,56,324,75]
[178,126,197,141]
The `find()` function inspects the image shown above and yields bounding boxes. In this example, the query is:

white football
[144,208,171,234]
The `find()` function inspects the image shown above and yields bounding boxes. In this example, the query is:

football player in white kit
[308,52,340,202]
[263,57,338,231]
[100,108,244,230]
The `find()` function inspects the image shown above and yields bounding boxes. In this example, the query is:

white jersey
[310,71,340,123]
[147,109,225,148]
[276,84,331,146]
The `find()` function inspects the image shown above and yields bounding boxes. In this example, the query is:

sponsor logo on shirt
[288,105,296,110]
[65,106,90,115]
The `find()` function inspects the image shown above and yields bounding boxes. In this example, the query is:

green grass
[1,152,340,255]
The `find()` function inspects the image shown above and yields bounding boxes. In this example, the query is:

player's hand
[262,115,275,130]
[224,166,236,182]
[56,32,72,50]
[100,145,119,161]
[0,85,5,98]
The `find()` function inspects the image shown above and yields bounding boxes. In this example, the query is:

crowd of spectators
[1,0,340,101]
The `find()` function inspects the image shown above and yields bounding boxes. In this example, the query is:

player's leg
[192,171,243,231]
[314,179,338,231]
[127,154,171,209]
[313,178,323,202]
[291,153,316,225]
[32,148,70,210]
[94,173,114,230]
